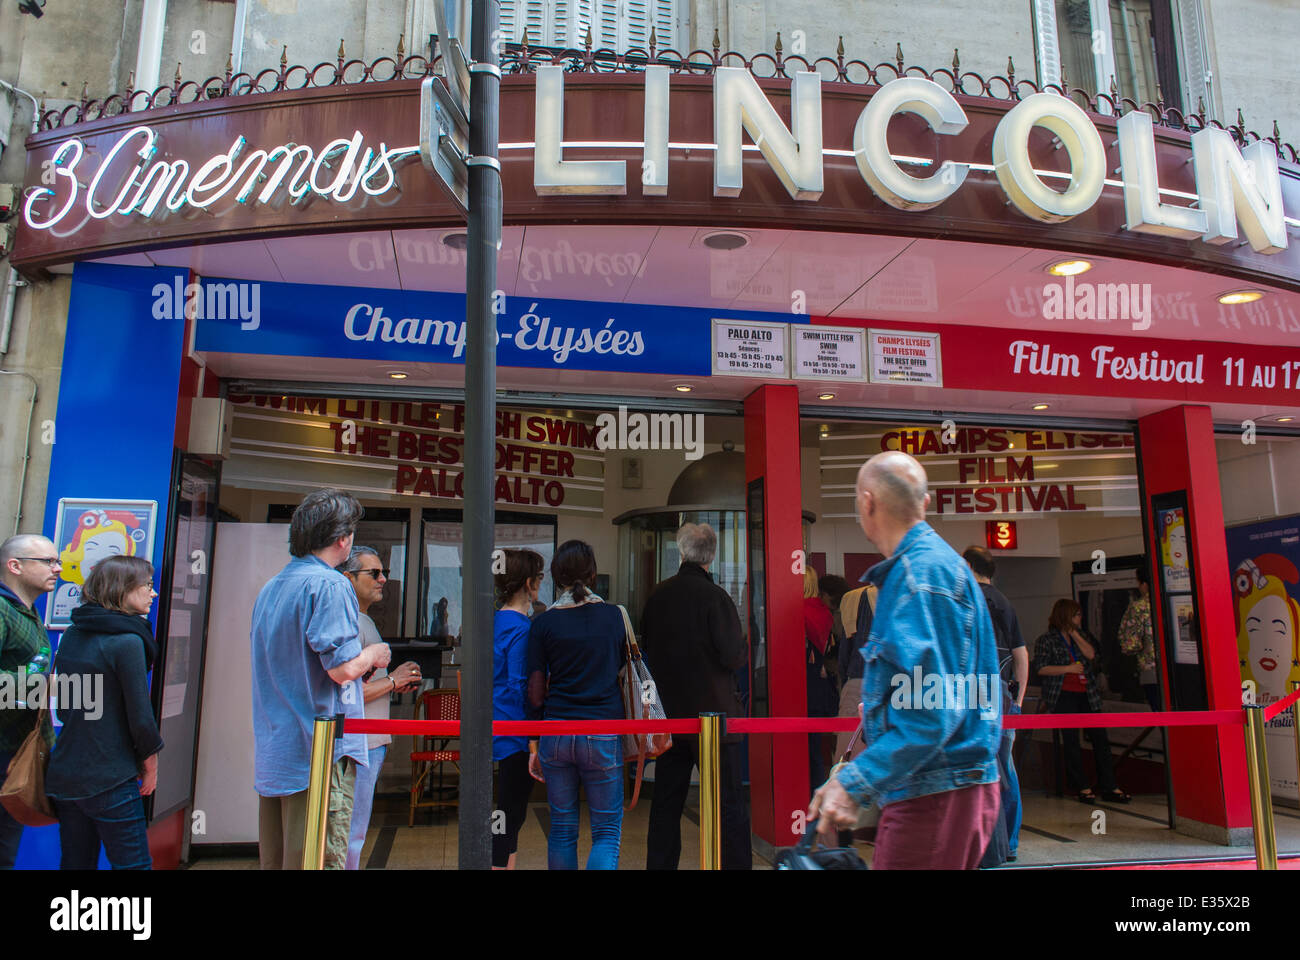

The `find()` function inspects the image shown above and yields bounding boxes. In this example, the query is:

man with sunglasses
[339,546,420,869]
[0,534,59,868]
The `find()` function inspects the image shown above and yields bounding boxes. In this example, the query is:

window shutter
[1031,0,1063,87]
[1173,0,1213,116]
[622,0,652,48]
[651,0,675,48]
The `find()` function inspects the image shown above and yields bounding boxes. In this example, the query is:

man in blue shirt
[808,451,1001,869]
[251,489,390,870]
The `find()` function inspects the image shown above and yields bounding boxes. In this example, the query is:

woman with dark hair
[1033,598,1130,804]
[46,554,164,869]
[803,567,835,788]
[492,548,544,870]
[525,540,628,869]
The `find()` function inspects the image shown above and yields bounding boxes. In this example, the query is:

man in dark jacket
[642,522,751,870]
[0,534,59,869]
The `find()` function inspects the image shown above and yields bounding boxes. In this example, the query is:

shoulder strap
[616,604,640,660]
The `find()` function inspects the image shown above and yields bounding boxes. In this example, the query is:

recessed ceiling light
[1218,289,1264,305]
[388,371,409,380]
[1046,259,1092,277]
[701,230,750,251]
[818,392,836,401]
[1278,416,1295,423]
[442,231,469,250]
[674,384,693,393]
[1032,403,1050,411]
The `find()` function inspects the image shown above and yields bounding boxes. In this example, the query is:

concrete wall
[1204,0,1300,148]
[1218,434,1300,525]
[691,0,1035,85]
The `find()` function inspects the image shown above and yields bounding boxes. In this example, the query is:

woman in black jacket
[47,555,164,870]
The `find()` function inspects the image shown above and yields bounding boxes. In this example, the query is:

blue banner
[188,277,805,375]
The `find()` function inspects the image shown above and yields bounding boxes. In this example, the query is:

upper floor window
[500,0,677,51]
[1036,0,1211,117]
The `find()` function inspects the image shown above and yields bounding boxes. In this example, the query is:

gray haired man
[641,523,751,869]
[0,534,59,868]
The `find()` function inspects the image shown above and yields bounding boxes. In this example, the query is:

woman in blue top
[492,548,543,870]
[526,540,627,870]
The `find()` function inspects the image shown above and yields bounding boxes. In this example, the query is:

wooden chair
[409,688,461,826]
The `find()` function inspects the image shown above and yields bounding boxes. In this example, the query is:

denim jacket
[835,522,1001,808]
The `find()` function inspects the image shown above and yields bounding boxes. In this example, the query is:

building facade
[1,0,1298,868]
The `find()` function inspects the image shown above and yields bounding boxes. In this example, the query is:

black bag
[775,819,868,870]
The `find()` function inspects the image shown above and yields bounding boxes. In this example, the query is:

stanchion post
[1291,681,1300,810]
[301,715,336,870]
[1243,704,1278,870]
[698,713,722,871]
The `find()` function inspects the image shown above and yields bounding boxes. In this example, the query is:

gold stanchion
[698,713,722,871]
[301,716,336,870]
[1243,704,1278,870]
[1291,681,1300,811]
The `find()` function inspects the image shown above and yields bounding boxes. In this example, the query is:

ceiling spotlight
[1046,259,1092,277]
[1278,416,1295,423]
[818,392,836,401]
[441,231,468,250]
[701,231,750,251]
[1217,289,1264,305]
[1032,402,1050,411]
[388,371,409,380]
[673,384,693,393]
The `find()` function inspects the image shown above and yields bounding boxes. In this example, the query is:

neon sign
[22,75,1291,255]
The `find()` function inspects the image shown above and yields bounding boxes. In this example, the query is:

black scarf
[66,603,158,670]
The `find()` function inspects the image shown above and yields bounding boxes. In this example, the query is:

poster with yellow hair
[45,498,158,630]
[1226,516,1300,797]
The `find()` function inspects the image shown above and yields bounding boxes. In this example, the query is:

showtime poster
[1225,515,1300,798]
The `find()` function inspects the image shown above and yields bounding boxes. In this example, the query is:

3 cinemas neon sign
[23,71,1290,253]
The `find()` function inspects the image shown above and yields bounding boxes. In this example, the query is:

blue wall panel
[15,262,185,868]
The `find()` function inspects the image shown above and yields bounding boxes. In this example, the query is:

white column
[134,0,168,92]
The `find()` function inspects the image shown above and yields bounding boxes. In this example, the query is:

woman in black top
[526,540,627,869]
[47,555,164,869]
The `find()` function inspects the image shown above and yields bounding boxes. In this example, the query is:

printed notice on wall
[711,319,789,378]
[791,325,867,381]
[868,330,942,386]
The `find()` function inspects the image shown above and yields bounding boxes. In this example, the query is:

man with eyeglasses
[338,546,420,869]
[0,534,58,868]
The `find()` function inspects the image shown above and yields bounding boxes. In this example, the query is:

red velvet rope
[345,707,1246,737]
[1262,685,1300,722]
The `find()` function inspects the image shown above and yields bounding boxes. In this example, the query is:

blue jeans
[999,703,1022,857]
[52,778,151,870]
[0,750,21,869]
[539,735,624,870]
[346,744,386,870]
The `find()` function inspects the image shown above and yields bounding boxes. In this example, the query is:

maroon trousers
[871,781,1000,870]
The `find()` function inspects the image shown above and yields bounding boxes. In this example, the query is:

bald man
[808,452,1001,869]
[0,534,59,868]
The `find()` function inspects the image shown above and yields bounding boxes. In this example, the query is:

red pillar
[744,384,808,847]
[1137,405,1251,843]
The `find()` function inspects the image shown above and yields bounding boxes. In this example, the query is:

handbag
[615,604,672,810]
[830,726,880,830]
[775,818,869,870]
[0,707,57,827]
